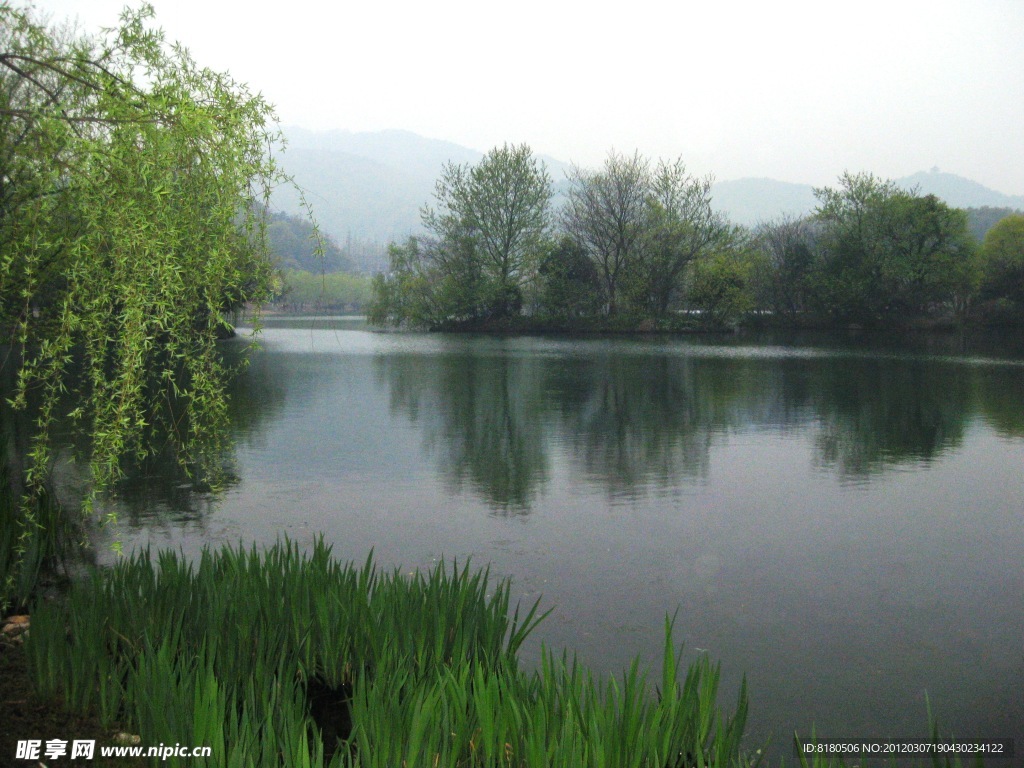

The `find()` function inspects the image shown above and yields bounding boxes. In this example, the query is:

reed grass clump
[23,538,981,767]
[1,462,80,613]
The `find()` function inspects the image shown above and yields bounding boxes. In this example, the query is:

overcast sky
[34,0,1024,194]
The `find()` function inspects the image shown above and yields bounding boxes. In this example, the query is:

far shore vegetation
[367,146,1024,334]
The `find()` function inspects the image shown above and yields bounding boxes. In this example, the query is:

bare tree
[560,151,649,315]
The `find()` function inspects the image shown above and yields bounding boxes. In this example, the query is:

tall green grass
[24,539,986,767]
[27,539,552,766]
[1,462,79,613]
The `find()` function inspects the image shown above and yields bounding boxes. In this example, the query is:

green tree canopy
[561,153,726,317]
[978,213,1024,306]
[687,227,762,327]
[534,236,603,325]
[371,144,552,327]
[1,4,281,522]
[423,143,553,320]
[628,159,728,316]
[752,215,817,318]
[368,237,441,328]
[809,172,975,324]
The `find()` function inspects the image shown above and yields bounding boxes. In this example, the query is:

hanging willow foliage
[1,5,285,549]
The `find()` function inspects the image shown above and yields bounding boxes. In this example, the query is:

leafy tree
[0,3,282,543]
[368,237,439,327]
[627,159,728,315]
[534,236,603,324]
[561,153,726,319]
[422,143,553,320]
[370,145,552,328]
[687,228,761,326]
[877,193,977,319]
[560,151,650,315]
[369,235,488,328]
[809,173,975,324]
[753,216,817,319]
[977,213,1024,307]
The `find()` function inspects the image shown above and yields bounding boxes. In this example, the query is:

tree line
[264,211,374,312]
[369,145,1024,330]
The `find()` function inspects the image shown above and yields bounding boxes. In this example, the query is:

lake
[99,317,1024,759]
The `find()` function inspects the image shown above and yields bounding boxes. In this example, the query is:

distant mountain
[270,129,476,245]
[272,129,573,253]
[284,128,483,184]
[710,171,1024,227]
[270,129,1023,260]
[895,169,1024,210]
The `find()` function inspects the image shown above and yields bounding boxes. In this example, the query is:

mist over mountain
[272,129,572,247]
[897,169,1024,210]
[271,129,467,243]
[271,129,1023,266]
[697,170,1024,226]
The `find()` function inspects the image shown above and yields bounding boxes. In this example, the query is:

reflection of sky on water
[98,324,1024,760]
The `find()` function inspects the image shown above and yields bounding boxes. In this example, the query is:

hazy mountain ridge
[271,129,1023,258]
[897,170,1024,210]
[717,170,1024,225]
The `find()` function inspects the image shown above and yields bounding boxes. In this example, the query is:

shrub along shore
[3,538,983,767]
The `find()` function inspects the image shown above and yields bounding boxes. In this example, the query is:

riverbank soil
[0,634,120,767]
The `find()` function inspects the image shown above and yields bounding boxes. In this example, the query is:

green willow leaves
[1,5,281,523]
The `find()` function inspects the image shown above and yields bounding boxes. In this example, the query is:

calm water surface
[101,318,1024,758]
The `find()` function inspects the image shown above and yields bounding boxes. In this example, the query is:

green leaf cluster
[806,172,977,324]
[371,144,553,328]
[0,5,282,529]
[977,213,1024,312]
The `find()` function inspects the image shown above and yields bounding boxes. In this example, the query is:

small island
[368,146,1024,334]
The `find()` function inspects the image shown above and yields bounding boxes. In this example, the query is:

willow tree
[1,5,281,556]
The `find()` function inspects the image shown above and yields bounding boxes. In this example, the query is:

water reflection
[808,358,970,479]
[372,337,997,510]
[75,324,1024,760]
[75,328,1024,526]
[110,337,289,525]
[547,354,714,497]
[973,366,1024,437]
[379,352,549,513]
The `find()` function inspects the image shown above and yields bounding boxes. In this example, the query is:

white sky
[31,0,1024,194]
